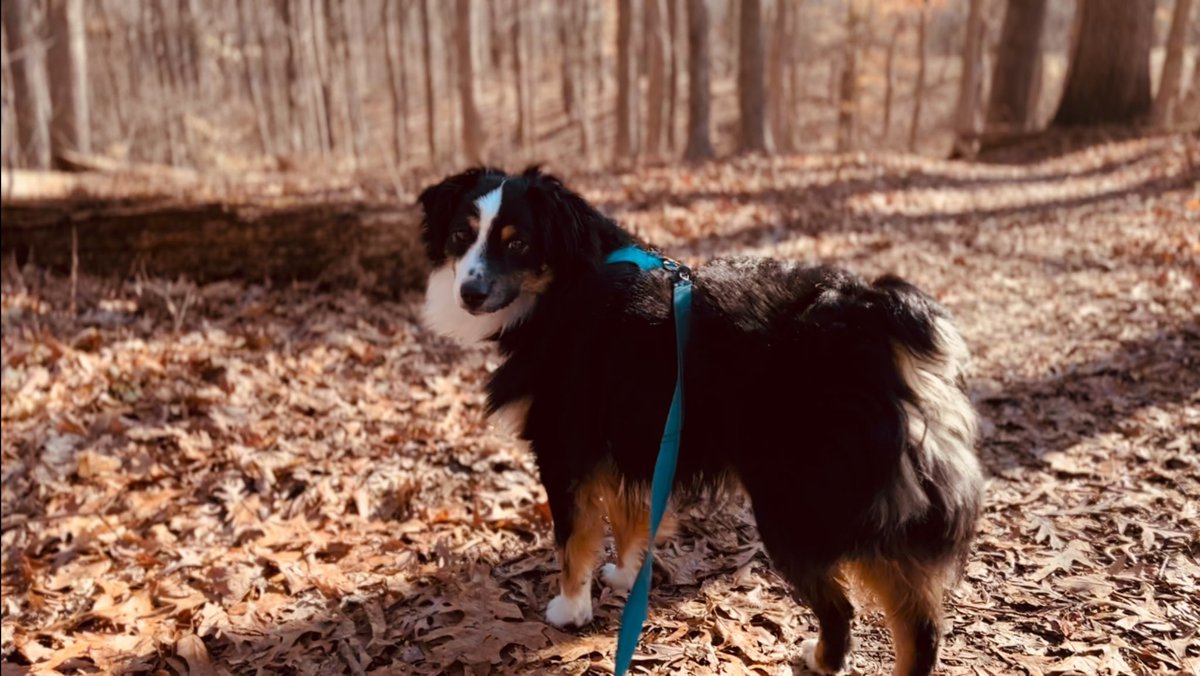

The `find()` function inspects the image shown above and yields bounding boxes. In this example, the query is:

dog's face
[418,167,579,343]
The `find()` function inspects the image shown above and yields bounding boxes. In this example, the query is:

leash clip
[662,258,692,284]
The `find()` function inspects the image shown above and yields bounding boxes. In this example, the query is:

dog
[417,166,984,676]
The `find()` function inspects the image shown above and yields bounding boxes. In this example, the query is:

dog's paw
[600,563,637,592]
[799,638,852,675]
[545,593,593,628]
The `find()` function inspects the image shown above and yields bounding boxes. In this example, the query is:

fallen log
[1,169,428,293]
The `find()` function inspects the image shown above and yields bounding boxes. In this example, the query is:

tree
[644,0,668,158]
[383,0,410,165]
[419,0,438,161]
[986,0,1047,130]
[1053,0,1153,126]
[881,15,904,140]
[767,0,792,152]
[683,0,714,161]
[5,0,53,169]
[952,0,986,157]
[1153,0,1195,126]
[737,0,771,153]
[455,0,482,163]
[616,0,640,159]
[46,0,90,168]
[907,0,929,152]
[836,0,864,152]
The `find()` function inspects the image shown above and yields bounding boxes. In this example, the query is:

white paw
[799,638,847,674]
[545,593,593,628]
[601,563,637,592]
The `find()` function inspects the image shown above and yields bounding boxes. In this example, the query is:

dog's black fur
[418,167,984,676]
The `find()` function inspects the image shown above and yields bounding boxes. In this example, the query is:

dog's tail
[871,274,984,575]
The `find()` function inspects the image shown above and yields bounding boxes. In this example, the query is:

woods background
[3,0,1198,179]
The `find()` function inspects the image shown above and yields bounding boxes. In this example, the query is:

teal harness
[603,246,693,676]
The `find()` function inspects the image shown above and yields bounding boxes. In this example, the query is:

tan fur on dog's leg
[852,558,946,676]
[545,476,606,628]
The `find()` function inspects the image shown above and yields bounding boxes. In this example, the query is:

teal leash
[604,246,693,676]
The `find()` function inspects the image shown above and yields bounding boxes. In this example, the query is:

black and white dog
[418,167,983,676]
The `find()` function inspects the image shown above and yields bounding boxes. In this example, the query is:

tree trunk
[5,0,53,169]
[237,0,274,156]
[952,0,987,158]
[46,0,90,169]
[768,0,790,152]
[986,0,1047,130]
[836,0,865,153]
[644,0,668,158]
[1053,0,1153,126]
[455,0,483,163]
[339,0,370,164]
[881,15,904,141]
[419,0,438,161]
[683,0,713,161]
[616,0,640,159]
[737,0,771,153]
[1152,0,1194,126]
[907,0,929,152]
[666,0,680,152]
[512,0,532,147]
[383,0,409,166]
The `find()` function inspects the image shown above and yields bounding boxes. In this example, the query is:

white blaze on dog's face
[418,169,551,343]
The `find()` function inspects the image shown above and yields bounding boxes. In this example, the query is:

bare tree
[737,0,771,153]
[644,0,668,158]
[683,0,714,161]
[666,0,682,152]
[836,0,864,152]
[383,0,409,165]
[46,0,90,168]
[455,0,483,163]
[952,0,987,157]
[986,0,1047,130]
[1053,0,1153,125]
[511,0,532,147]
[907,0,930,152]
[5,0,53,169]
[616,0,639,159]
[419,0,438,161]
[881,15,904,141]
[768,0,792,152]
[1152,0,1195,126]
[238,0,275,155]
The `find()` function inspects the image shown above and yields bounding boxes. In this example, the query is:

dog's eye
[507,239,529,256]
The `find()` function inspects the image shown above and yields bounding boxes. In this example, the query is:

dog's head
[417,166,621,343]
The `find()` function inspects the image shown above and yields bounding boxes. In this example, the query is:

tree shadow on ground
[976,322,1200,474]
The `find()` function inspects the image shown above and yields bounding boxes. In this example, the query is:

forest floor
[2,135,1198,675]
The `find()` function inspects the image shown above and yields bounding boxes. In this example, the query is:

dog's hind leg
[788,568,856,675]
[545,476,606,628]
[852,558,945,676]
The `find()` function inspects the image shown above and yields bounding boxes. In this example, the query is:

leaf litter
[2,135,1199,674]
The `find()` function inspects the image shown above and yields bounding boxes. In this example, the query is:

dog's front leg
[544,476,605,628]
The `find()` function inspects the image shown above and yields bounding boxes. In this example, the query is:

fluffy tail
[871,275,984,570]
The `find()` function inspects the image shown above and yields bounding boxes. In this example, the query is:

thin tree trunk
[512,0,531,147]
[455,0,483,163]
[237,0,274,155]
[1153,0,1194,125]
[666,0,680,153]
[616,0,639,159]
[768,0,790,152]
[952,0,987,157]
[986,0,1047,130]
[644,0,668,158]
[419,0,438,161]
[908,0,930,152]
[881,15,904,141]
[1053,0,1153,125]
[383,0,408,165]
[46,0,90,168]
[5,0,53,169]
[683,0,713,161]
[311,0,339,153]
[737,0,771,153]
[836,0,863,152]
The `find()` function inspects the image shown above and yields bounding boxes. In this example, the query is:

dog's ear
[524,167,617,267]
[417,167,499,263]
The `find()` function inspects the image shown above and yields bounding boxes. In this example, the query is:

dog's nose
[460,278,490,310]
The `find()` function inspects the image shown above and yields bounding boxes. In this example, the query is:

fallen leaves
[3,135,1199,674]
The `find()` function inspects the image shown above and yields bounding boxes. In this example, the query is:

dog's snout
[460,277,490,310]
